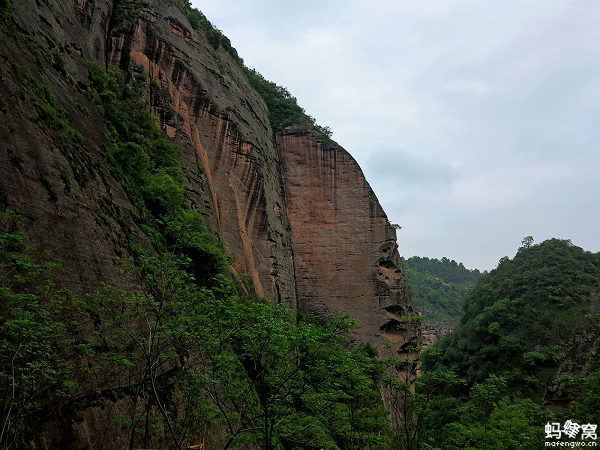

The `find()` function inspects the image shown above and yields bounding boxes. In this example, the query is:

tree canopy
[405,256,482,326]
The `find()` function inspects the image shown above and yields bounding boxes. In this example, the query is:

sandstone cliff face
[107,0,297,307]
[278,127,419,358]
[0,0,296,305]
[0,0,143,293]
[1,0,417,444]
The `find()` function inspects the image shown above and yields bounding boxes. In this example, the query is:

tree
[521,235,534,249]
[0,211,76,447]
[385,352,465,450]
[202,305,387,449]
[80,255,198,448]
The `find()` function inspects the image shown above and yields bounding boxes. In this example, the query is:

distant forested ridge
[400,238,600,449]
[405,256,482,327]
[433,239,600,389]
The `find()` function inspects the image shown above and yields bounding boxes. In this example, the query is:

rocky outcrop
[107,0,297,307]
[0,0,143,293]
[0,0,419,444]
[278,126,419,358]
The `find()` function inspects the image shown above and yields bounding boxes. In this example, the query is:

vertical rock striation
[0,0,419,443]
[278,126,419,358]
[107,0,297,307]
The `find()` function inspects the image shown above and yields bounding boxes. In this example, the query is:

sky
[192,0,600,270]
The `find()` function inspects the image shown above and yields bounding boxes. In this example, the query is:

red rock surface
[106,5,298,307]
[278,126,419,358]
[0,0,419,443]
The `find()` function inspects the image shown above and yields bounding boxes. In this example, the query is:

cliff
[107,0,297,307]
[0,0,418,446]
[1,0,296,305]
[279,127,418,356]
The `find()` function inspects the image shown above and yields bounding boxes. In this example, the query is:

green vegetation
[0,210,77,447]
[0,214,388,448]
[405,256,482,326]
[387,367,549,449]
[395,238,600,448]
[244,68,333,140]
[551,310,600,423]
[0,66,389,448]
[186,7,243,65]
[76,252,387,449]
[407,256,482,286]
[433,239,599,390]
[6,2,600,446]
[111,0,143,26]
[0,221,387,449]
[88,64,227,278]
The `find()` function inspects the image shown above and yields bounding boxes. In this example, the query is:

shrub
[142,172,184,217]
[0,212,76,447]
[163,211,228,285]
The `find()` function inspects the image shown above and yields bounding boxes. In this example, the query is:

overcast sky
[192,0,600,270]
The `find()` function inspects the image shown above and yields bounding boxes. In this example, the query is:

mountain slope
[405,256,481,332]
[395,239,600,449]
[433,239,600,393]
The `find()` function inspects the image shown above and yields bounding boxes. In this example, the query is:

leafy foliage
[0,241,388,448]
[437,381,548,449]
[0,210,76,447]
[406,256,482,286]
[430,239,600,392]
[1,65,394,448]
[186,7,243,64]
[198,296,387,449]
[244,68,333,141]
[111,0,143,25]
[390,239,600,448]
[89,66,180,212]
[405,256,482,326]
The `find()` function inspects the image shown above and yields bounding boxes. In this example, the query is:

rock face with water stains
[107,0,298,307]
[0,0,417,445]
[278,126,419,359]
